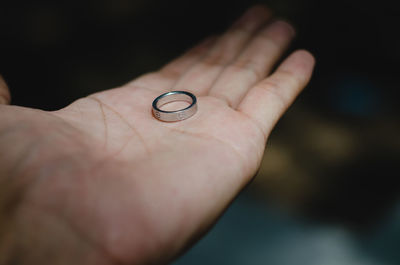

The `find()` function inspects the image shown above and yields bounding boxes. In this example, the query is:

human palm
[0,6,314,265]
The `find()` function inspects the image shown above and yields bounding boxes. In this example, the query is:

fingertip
[233,5,271,28]
[292,49,316,67]
[279,50,316,82]
[266,20,296,38]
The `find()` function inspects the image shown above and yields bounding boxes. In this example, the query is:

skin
[0,5,315,265]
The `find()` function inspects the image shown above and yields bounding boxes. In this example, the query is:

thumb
[0,75,11,105]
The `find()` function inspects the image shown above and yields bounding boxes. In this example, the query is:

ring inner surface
[157,93,193,112]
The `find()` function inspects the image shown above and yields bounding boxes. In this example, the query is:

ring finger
[172,5,272,95]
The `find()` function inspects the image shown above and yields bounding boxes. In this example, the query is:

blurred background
[1,0,399,264]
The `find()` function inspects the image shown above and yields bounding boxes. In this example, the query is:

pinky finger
[0,75,11,105]
[238,50,315,138]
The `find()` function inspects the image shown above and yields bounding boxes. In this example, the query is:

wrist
[0,148,111,265]
[0,176,22,264]
[0,112,110,264]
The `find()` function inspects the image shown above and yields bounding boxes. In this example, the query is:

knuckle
[278,70,303,87]
[261,79,282,93]
[257,29,282,48]
[230,60,264,81]
[201,36,240,67]
[259,79,287,106]
[202,52,231,67]
[211,92,234,108]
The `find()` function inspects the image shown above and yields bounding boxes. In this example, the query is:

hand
[0,5,314,265]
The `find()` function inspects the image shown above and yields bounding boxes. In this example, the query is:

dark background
[1,0,399,264]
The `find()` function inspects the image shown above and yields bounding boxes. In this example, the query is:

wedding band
[152,91,197,122]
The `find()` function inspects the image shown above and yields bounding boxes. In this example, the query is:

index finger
[238,50,315,139]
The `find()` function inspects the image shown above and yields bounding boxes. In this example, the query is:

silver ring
[152,91,197,122]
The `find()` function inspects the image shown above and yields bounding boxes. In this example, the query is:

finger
[173,5,271,95]
[209,20,295,108]
[238,50,315,138]
[0,75,11,105]
[129,36,217,92]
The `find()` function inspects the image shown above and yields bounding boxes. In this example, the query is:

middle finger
[209,20,295,108]
[172,5,271,95]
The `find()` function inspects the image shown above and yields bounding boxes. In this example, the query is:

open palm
[0,6,314,265]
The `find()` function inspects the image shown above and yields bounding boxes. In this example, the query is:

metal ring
[152,91,197,122]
